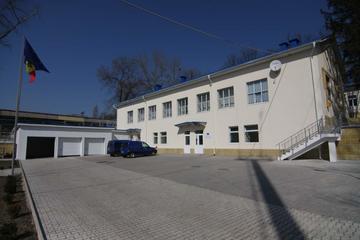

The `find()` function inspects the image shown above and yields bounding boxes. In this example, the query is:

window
[177,97,188,115]
[218,87,234,108]
[163,101,172,118]
[142,142,150,148]
[247,79,268,104]
[197,92,210,112]
[148,105,156,120]
[229,126,239,143]
[153,133,158,144]
[185,131,190,145]
[160,132,167,144]
[138,108,144,122]
[127,111,133,123]
[348,95,358,107]
[244,125,259,142]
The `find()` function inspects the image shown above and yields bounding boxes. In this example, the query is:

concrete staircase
[277,118,340,161]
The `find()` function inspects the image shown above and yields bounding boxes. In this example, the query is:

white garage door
[84,138,105,155]
[58,137,81,156]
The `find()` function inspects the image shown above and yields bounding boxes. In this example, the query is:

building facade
[116,39,344,159]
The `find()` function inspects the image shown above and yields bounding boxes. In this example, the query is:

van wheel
[129,153,135,158]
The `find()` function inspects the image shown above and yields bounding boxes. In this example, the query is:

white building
[15,124,129,160]
[116,38,345,161]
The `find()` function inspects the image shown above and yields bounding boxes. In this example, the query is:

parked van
[107,140,157,157]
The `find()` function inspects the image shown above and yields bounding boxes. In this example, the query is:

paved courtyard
[22,155,360,239]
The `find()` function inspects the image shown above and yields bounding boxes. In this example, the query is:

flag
[24,38,49,83]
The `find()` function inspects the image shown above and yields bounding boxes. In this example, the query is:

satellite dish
[270,60,282,72]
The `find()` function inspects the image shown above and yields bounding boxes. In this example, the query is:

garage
[85,138,105,155]
[58,137,81,157]
[26,137,55,159]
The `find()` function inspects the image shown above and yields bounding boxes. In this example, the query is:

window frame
[153,132,158,144]
[244,124,259,143]
[127,110,133,124]
[177,97,188,116]
[160,131,167,144]
[148,105,156,120]
[138,108,145,122]
[218,87,234,109]
[247,79,269,104]
[229,126,239,143]
[197,92,210,112]
[163,101,172,118]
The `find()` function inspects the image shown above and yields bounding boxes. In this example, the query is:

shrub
[4,176,17,194]
[7,204,21,218]
[3,193,13,204]
[0,222,17,240]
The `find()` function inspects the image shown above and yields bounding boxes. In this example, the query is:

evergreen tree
[322,0,360,87]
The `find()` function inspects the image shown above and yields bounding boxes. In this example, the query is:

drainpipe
[309,41,322,159]
[208,74,216,156]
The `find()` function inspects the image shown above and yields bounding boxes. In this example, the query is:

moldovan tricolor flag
[24,39,49,83]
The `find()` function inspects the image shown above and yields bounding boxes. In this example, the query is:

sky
[0,0,328,116]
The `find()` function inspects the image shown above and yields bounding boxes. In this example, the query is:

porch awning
[175,121,207,128]
[126,128,141,134]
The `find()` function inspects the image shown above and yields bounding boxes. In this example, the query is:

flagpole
[11,36,25,176]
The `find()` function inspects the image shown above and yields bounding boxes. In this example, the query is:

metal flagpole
[11,36,25,176]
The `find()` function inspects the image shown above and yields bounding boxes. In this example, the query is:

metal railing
[276,117,339,158]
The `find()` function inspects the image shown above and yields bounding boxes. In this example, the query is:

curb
[19,160,47,240]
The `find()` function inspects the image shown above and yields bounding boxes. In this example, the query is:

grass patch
[0,175,37,239]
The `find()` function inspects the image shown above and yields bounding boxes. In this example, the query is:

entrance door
[184,131,190,154]
[194,130,204,154]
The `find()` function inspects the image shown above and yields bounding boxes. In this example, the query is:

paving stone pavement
[22,157,360,240]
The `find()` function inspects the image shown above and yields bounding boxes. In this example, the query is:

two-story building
[116,38,345,160]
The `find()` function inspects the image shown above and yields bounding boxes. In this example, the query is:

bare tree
[137,51,184,88]
[223,48,259,68]
[0,0,38,45]
[98,52,201,112]
[97,57,143,103]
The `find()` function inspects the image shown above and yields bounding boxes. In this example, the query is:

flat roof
[17,123,125,132]
[0,109,115,123]
[117,38,331,108]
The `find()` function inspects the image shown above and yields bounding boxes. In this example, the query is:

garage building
[16,124,129,160]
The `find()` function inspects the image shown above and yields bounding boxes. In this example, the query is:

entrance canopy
[126,128,141,134]
[175,121,206,128]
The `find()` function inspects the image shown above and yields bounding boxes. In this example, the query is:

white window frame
[247,79,268,104]
[244,124,259,142]
[153,132,158,144]
[148,105,156,120]
[163,101,172,118]
[138,108,144,122]
[229,126,239,143]
[127,111,133,124]
[177,97,188,116]
[160,132,167,144]
[197,92,210,112]
[218,87,234,109]
[348,95,358,107]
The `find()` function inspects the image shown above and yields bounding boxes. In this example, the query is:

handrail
[276,117,339,159]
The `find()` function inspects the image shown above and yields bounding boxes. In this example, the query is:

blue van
[107,140,157,157]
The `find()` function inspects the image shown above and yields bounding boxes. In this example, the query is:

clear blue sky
[0,0,328,116]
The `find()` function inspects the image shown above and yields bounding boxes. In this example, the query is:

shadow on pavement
[251,160,305,240]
